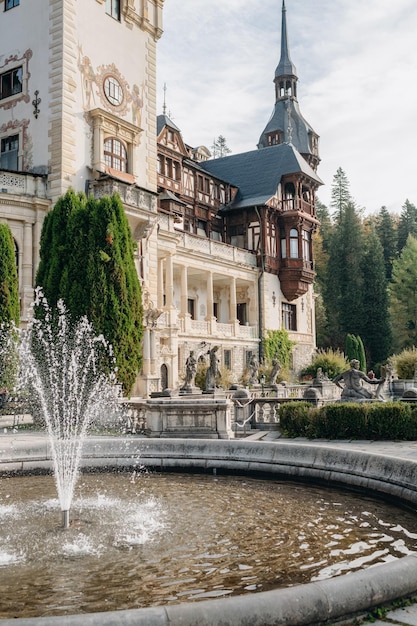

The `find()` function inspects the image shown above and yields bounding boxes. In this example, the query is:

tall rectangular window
[187,298,195,320]
[0,67,23,100]
[5,0,19,10]
[282,303,297,331]
[224,350,231,369]
[106,0,120,20]
[0,135,19,171]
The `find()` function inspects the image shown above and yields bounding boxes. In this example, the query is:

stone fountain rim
[2,434,417,626]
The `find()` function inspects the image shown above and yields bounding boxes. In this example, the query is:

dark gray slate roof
[200,142,323,210]
[157,114,181,136]
[258,100,317,153]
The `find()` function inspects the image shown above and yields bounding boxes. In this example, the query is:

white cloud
[157,0,417,214]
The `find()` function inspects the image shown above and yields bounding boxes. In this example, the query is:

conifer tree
[397,199,417,254]
[361,227,391,368]
[325,200,364,347]
[0,223,19,393]
[0,223,19,326]
[330,167,352,218]
[36,190,143,393]
[375,206,398,281]
[345,334,359,363]
[389,235,417,352]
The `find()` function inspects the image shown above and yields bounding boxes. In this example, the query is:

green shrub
[279,400,417,441]
[314,403,367,439]
[300,348,349,381]
[366,402,417,440]
[389,348,417,379]
[279,401,313,437]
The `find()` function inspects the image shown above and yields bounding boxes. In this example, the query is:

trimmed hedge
[279,401,417,441]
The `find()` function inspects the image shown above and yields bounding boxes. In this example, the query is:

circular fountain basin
[2,435,417,625]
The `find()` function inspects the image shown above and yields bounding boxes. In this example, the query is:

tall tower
[258,0,320,171]
[0,0,163,321]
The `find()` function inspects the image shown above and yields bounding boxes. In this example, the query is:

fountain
[3,294,417,624]
[18,289,121,528]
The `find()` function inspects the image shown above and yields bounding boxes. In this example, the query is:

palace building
[0,0,321,396]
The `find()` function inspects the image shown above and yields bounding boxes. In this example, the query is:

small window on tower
[5,0,19,10]
[106,0,120,20]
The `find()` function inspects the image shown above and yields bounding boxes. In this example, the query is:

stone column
[165,254,174,308]
[142,328,151,375]
[157,257,164,309]
[229,276,237,322]
[180,264,188,317]
[22,222,33,319]
[206,271,213,319]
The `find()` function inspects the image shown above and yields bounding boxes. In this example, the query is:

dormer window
[266,131,282,146]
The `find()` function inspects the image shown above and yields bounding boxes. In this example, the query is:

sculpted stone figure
[248,354,259,385]
[333,359,383,401]
[205,346,221,392]
[270,358,281,386]
[181,350,197,391]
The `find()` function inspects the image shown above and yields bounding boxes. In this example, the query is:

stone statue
[333,359,384,401]
[270,358,281,386]
[181,351,197,391]
[248,354,259,385]
[205,346,221,392]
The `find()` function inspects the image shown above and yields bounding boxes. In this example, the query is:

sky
[156,0,417,215]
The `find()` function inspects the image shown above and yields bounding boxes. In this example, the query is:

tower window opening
[104,137,127,172]
[106,0,120,20]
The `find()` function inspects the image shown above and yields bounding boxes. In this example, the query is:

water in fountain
[1,471,417,618]
[19,288,121,527]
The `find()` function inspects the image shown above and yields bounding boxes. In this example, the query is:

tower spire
[275,0,297,80]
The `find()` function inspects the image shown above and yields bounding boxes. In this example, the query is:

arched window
[290,228,298,258]
[104,137,127,172]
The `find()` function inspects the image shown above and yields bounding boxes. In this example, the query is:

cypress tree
[36,190,143,394]
[345,334,358,363]
[0,223,19,392]
[36,189,85,306]
[0,223,19,325]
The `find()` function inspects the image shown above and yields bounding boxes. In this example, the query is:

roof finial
[162,82,167,115]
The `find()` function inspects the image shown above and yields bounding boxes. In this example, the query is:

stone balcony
[158,213,258,267]
[0,170,48,198]
[157,311,258,340]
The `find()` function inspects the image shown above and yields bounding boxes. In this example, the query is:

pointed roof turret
[257,0,320,171]
[275,0,297,79]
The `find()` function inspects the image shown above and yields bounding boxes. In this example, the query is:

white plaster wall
[0,2,50,171]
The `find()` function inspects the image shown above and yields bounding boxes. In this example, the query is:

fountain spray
[19,288,120,528]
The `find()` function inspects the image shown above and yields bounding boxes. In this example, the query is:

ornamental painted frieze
[77,46,144,128]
